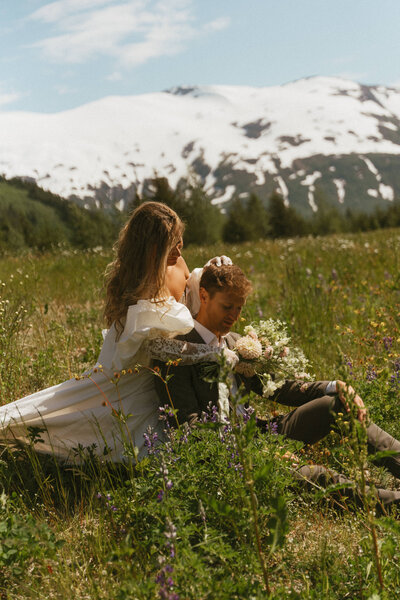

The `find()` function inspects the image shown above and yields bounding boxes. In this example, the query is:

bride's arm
[144,337,237,366]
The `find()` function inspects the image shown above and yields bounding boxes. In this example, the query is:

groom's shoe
[367,422,400,479]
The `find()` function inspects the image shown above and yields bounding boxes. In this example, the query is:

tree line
[0,176,122,252]
[2,174,400,252]
[137,177,400,245]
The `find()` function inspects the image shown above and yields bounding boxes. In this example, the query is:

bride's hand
[204,255,233,267]
[223,348,239,368]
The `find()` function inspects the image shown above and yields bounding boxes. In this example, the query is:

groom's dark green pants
[265,394,400,510]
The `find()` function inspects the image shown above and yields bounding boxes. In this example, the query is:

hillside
[1,230,400,598]
[1,77,400,214]
[0,178,120,251]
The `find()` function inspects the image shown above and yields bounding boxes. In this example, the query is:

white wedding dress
[0,297,216,463]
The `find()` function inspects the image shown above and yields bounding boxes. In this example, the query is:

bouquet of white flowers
[234,319,312,397]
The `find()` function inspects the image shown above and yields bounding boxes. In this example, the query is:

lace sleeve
[144,337,221,365]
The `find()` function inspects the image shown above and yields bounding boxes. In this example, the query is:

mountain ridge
[1,76,400,213]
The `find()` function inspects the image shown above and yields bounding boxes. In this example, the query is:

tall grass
[0,230,400,598]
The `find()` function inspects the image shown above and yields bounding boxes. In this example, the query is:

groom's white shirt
[193,319,246,417]
[193,319,227,348]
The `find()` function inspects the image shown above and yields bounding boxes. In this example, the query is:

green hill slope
[0,177,121,252]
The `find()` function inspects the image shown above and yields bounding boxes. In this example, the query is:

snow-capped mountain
[1,76,400,213]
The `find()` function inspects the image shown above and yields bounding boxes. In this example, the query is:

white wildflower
[244,325,258,340]
[262,375,278,397]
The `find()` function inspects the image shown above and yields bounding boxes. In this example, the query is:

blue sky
[1,0,399,113]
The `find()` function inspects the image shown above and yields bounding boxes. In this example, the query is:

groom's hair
[200,264,252,299]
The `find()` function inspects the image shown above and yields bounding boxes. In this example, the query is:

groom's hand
[336,380,367,423]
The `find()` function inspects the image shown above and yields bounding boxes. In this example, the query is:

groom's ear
[199,287,210,306]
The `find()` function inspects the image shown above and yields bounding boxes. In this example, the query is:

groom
[155,263,400,508]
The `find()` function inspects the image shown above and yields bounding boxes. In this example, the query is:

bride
[0,202,227,463]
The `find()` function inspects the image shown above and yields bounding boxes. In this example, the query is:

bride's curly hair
[104,202,184,333]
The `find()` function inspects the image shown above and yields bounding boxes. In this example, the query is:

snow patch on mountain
[333,179,346,203]
[1,77,400,209]
[275,176,289,206]
[379,183,394,201]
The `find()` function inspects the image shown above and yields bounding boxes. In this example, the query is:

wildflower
[143,427,159,455]
[244,325,258,340]
[266,420,278,435]
[263,346,274,359]
[279,346,290,358]
[156,564,179,600]
[242,406,255,423]
[235,335,262,359]
[164,517,177,558]
[383,336,393,351]
[157,489,165,503]
[199,500,207,525]
[235,361,256,378]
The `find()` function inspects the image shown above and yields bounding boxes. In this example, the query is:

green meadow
[1,229,400,599]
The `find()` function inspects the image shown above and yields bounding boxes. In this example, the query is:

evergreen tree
[223,194,269,243]
[223,199,251,242]
[267,192,306,238]
[310,189,344,235]
[183,184,223,246]
[141,176,223,246]
[245,193,270,239]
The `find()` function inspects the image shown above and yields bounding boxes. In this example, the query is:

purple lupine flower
[242,406,255,424]
[156,564,179,600]
[383,336,393,351]
[144,427,159,455]
[164,517,177,558]
[266,420,278,435]
[179,432,189,444]
[390,360,400,391]
[157,489,165,503]
[210,404,218,423]
[344,357,354,376]
[366,367,377,381]
[201,411,208,423]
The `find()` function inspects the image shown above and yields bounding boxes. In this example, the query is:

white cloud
[203,17,231,33]
[0,86,21,108]
[30,0,115,23]
[29,0,229,67]
[55,83,77,95]
[107,71,123,81]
